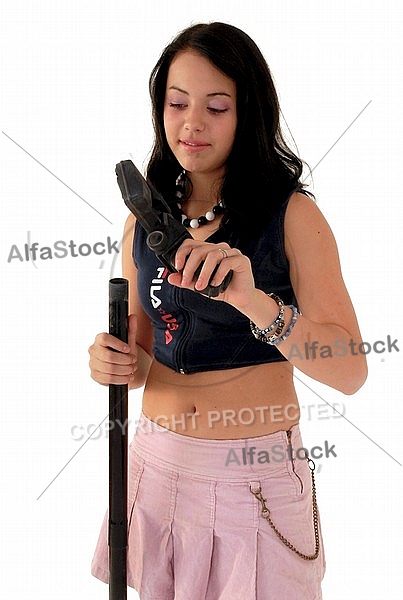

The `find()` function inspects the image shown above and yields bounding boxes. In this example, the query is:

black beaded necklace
[175,170,225,229]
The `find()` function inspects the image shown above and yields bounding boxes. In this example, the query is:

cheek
[163,111,176,146]
[220,119,237,154]
[163,110,170,134]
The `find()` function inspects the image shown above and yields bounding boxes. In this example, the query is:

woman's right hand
[88,314,138,386]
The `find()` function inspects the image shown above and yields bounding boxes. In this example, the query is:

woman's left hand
[167,238,257,312]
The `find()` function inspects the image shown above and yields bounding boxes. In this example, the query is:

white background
[1,1,402,598]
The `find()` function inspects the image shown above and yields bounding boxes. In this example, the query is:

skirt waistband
[131,411,304,481]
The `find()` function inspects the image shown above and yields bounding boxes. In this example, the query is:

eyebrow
[168,86,232,98]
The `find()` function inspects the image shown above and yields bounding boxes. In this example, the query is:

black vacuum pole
[108,278,129,600]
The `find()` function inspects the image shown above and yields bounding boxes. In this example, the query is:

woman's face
[163,50,237,181]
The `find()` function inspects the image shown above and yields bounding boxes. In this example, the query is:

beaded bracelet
[271,304,300,346]
[250,293,286,343]
[250,298,300,346]
[250,293,285,337]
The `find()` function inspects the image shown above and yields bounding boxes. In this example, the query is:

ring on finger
[218,247,228,259]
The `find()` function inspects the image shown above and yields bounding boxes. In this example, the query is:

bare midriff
[141,359,300,439]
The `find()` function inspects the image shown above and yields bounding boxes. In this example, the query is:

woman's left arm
[243,192,368,394]
[170,192,368,394]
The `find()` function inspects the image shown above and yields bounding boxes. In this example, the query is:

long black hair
[147,22,314,235]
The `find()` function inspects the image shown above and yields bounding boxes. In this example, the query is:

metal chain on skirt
[249,457,320,561]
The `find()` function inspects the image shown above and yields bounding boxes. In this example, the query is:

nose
[184,105,205,132]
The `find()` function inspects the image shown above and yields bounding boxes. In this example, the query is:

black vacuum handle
[108,278,128,600]
[115,160,233,298]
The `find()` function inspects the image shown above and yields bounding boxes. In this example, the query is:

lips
[179,139,210,150]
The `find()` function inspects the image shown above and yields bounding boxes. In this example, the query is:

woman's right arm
[88,213,154,390]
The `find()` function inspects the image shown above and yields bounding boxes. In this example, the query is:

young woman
[89,22,367,600]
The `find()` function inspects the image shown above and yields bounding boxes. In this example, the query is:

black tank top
[133,189,299,374]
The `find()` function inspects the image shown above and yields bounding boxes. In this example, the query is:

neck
[187,171,222,205]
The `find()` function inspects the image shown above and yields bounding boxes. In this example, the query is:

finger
[89,344,135,366]
[217,242,231,254]
[90,369,136,386]
[93,332,130,353]
[194,248,226,290]
[167,272,184,287]
[209,253,248,286]
[90,355,137,376]
[174,239,199,271]
[180,244,219,286]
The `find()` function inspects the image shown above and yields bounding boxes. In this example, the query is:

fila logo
[150,267,167,308]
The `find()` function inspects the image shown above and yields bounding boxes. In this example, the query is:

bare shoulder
[284,191,339,266]
[285,191,333,235]
[283,191,355,326]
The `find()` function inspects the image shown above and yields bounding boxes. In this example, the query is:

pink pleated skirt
[91,411,325,599]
